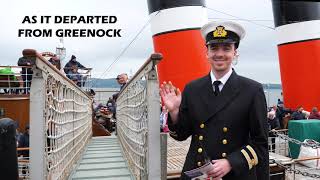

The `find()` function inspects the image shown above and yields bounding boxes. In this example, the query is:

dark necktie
[213,81,221,96]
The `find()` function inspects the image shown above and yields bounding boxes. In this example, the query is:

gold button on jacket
[200,123,205,128]
[197,161,202,166]
[222,139,228,144]
[198,135,203,140]
[223,127,228,132]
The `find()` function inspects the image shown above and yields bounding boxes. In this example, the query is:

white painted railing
[0,65,32,94]
[116,53,162,180]
[26,49,92,180]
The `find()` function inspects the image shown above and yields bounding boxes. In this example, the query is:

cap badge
[213,26,227,38]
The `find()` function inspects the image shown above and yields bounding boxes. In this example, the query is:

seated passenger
[291,106,306,120]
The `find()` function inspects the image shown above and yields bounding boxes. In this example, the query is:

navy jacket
[168,71,269,180]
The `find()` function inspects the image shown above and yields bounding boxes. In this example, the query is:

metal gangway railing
[65,68,93,91]
[116,53,163,180]
[0,66,33,95]
[0,67,92,95]
[24,49,92,180]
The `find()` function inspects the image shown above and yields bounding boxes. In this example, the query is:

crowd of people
[92,73,128,133]
[0,54,91,95]
[90,72,174,134]
[267,99,320,132]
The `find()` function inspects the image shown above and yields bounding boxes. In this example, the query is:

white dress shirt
[210,68,233,93]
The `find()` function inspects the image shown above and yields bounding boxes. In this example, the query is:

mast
[56,38,66,70]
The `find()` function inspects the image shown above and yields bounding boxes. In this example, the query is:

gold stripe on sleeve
[246,145,258,166]
[241,149,253,170]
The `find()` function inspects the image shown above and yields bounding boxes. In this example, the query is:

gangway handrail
[26,49,92,180]
[116,53,163,180]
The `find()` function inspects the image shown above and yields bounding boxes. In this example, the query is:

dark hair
[312,107,318,113]
[297,105,303,110]
[90,89,96,96]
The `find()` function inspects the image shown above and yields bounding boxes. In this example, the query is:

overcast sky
[0,0,281,83]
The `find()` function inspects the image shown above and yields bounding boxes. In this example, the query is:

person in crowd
[308,107,320,119]
[291,106,306,120]
[107,101,115,114]
[267,106,280,152]
[116,73,128,90]
[67,66,82,87]
[48,55,61,70]
[268,115,280,131]
[277,98,283,106]
[111,73,128,120]
[302,109,310,119]
[86,88,96,98]
[14,121,22,147]
[17,56,34,93]
[18,125,30,157]
[160,105,169,133]
[96,105,113,132]
[71,76,81,87]
[160,21,269,179]
[64,55,86,75]
[107,97,116,108]
[106,102,116,131]
[90,89,96,96]
[276,101,291,129]
[94,103,104,113]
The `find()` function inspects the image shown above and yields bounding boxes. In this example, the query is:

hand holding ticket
[184,162,216,179]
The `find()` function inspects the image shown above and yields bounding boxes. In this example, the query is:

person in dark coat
[117,73,128,90]
[276,102,291,128]
[68,66,82,87]
[291,106,306,120]
[160,21,269,180]
[63,55,86,75]
[17,56,34,93]
[48,55,61,70]
[18,125,29,157]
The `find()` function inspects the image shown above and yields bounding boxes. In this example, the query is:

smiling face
[207,43,237,75]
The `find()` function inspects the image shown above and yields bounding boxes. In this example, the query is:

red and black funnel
[272,0,320,111]
[147,0,210,91]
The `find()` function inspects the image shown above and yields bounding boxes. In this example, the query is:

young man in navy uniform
[160,21,269,180]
